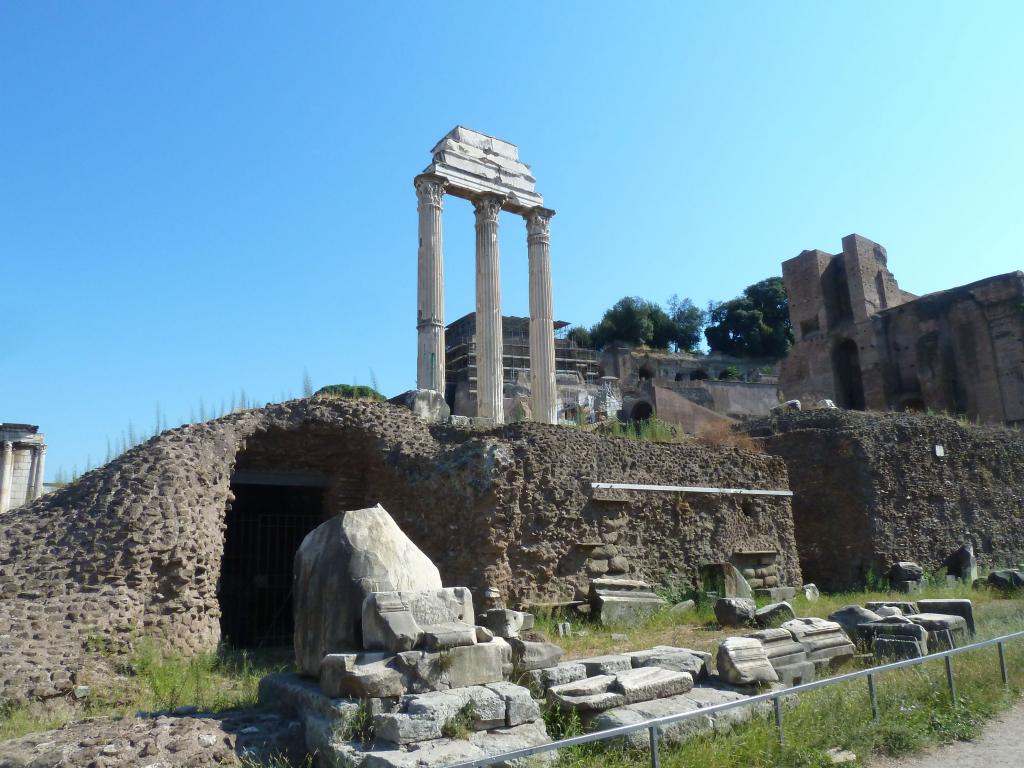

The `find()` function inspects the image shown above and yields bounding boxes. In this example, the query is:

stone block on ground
[945,544,978,582]
[361,593,423,653]
[525,662,587,694]
[419,622,478,651]
[754,601,795,628]
[670,599,697,615]
[476,608,534,639]
[625,646,710,680]
[485,681,541,727]
[714,597,756,628]
[747,628,815,687]
[716,637,778,686]
[576,654,633,676]
[588,578,666,625]
[546,674,624,712]
[908,612,968,650]
[873,634,925,660]
[875,606,903,618]
[987,569,1024,591]
[856,617,929,656]
[320,653,407,699]
[865,601,918,615]
[546,667,692,712]
[802,584,820,602]
[393,641,505,692]
[587,687,754,748]
[916,599,975,635]
[328,719,552,767]
[508,638,563,674]
[827,605,882,640]
[781,618,856,670]
[889,562,924,582]
[700,562,753,598]
[293,505,443,676]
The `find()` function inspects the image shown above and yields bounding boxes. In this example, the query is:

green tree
[666,295,705,352]
[587,295,704,352]
[704,276,793,357]
[566,326,593,348]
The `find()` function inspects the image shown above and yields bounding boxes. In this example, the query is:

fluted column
[526,207,558,424]
[474,193,506,424]
[415,174,447,394]
[31,445,46,500]
[0,442,13,514]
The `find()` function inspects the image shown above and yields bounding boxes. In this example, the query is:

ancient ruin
[745,408,1024,590]
[0,396,801,705]
[0,423,46,514]
[781,233,1024,424]
[416,127,557,425]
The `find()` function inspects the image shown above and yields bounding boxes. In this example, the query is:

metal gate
[220,483,325,648]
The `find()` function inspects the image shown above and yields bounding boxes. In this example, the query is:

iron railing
[447,628,1024,768]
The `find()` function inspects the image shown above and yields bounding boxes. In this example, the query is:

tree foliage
[704,277,793,358]
[578,295,705,352]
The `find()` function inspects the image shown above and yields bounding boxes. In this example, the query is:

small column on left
[31,445,46,500]
[415,174,447,394]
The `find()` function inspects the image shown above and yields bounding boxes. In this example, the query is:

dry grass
[692,420,763,452]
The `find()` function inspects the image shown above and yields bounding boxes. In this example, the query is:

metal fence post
[774,696,784,749]
[867,672,879,721]
[649,725,661,768]
[998,641,1009,688]
[945,655,957,706]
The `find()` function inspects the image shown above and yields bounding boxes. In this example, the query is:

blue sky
[2,2,1022,479]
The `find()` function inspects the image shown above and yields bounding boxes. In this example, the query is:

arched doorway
[638,363,655,381]
[630,401,654,422]
[220,427,369,648]
[832,339,866,410]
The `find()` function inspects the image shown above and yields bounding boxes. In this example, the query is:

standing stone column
[0,442,13,514]
[31,445,46,500]
[415,174,447,394]
[473,193,506,424]
[526,207,558,424]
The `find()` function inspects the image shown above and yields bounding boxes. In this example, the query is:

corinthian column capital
[525,206,555,241]
[473,193,505,223]
[414,174,447,209]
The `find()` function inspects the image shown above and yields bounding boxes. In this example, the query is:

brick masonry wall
[0,399,798,703]
[746,409,1024,590]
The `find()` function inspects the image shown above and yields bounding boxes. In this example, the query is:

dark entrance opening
[638,363,655,381]
[219,482,325,648]
[832,339,866,410]
[630,401,654,422]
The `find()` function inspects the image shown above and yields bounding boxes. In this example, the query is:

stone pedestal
[474,193,505,424]
[415,175,446,394]
[526,208,557,425]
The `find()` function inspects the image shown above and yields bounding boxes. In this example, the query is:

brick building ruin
[781,233,1024,424]
[0,424,47,514]
[0,397,800,703]
[745,408,1024,590]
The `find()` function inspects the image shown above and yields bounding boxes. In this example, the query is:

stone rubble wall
[0,398,799,703]
[745,409,1024,589]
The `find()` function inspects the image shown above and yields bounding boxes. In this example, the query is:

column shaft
[527,208,558,424]
[31,445,46,500]
[415,175,446,394]
[0,442,13,514]
[474,193,505,424]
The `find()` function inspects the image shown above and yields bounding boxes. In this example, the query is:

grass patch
[535,592,1024,767]
[0,641,289,741]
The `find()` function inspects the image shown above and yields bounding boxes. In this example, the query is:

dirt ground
[870,700,1024,768]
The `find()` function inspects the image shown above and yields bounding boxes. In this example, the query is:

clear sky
[2,2,1023,479]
